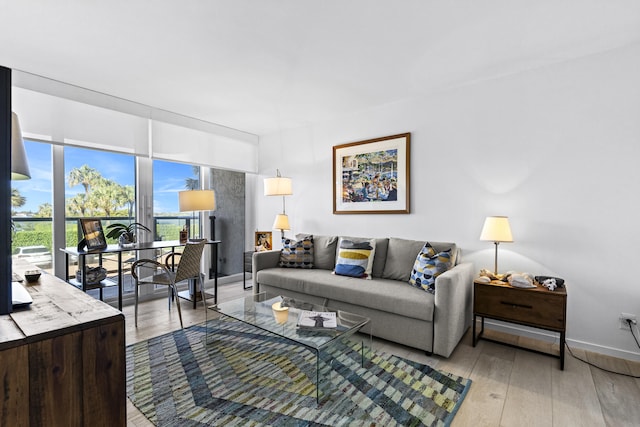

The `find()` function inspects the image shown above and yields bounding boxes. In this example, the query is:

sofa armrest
[432,261,475,357]
[252,250,281,293]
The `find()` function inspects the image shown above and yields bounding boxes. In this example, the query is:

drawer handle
[500,301,533,310]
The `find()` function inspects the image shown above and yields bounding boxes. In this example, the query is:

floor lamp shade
[179,190,216,212]
[264,170,292,196]
[11,112,31,180]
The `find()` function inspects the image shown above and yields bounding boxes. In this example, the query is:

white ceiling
[1,0,639,136]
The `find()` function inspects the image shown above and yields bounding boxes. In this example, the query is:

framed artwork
[255,231,273,251]
[333,132,410,214]
[79,218,108,250]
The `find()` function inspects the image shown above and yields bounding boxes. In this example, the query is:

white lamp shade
[11,112,31,180]
[480,216,513,242]
[264,176,292,196]
[272,214,290,231]
[179,190,216,212]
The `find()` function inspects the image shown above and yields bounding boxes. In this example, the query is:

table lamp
[480,216,513,275]
[179,189,216,241]
[272,213,290,240]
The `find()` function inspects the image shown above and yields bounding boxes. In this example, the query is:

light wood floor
[125,282,640,427]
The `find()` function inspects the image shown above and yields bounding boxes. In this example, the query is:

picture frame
[255,231,273,251]
[79,218,108,250]
[333,132,410,214]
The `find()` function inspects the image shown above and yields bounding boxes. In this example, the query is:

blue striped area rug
[126,320,471,426]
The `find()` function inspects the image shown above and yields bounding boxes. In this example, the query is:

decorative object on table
[297,310,337,330]
[479,215,513,274]
[11,111,31,180]
[333,132,410,214]
[535,275,565,291]
[126,320,471,426]
[76,265,108,285]
[506,271,536,288]
[179,226,188,244]
[179,189,216,241]
[264,169,293,239]
[271,301,289,324]
[78,218,108,250]
[106,221,151,247]
[23,270,41,283]
[254,231,272,251]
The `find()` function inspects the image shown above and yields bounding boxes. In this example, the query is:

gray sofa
[252,235,474,357]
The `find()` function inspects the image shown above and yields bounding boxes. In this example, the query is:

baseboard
[206,273,245,286]
[482,319,640,362]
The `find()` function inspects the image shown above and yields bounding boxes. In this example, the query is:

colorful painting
[333,133,410,214]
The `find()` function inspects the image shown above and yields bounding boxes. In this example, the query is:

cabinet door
[29,332,83,426]
[0,345,29,426]
[82,319,126,426]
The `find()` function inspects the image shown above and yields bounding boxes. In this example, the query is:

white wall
[253,42,640,360]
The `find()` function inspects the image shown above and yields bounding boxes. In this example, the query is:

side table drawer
[475,284,565,330]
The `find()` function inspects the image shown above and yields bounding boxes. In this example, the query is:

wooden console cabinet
[473,279,567,369]
[1,261,126,426]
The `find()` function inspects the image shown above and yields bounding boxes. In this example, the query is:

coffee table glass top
[210,292,369,351]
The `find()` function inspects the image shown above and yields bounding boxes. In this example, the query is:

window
[64,146,136,300]
[11,140,53,273]
[153,160,200,241]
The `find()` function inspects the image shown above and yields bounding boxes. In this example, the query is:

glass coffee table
[207,292,371,403]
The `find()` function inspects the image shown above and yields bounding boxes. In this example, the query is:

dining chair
[131,241,206,328]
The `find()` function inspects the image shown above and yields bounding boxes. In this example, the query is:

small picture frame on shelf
[79,218,108,251]
[255,231,272,251]
[179,226,188,244]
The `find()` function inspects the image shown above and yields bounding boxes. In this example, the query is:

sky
[12,140,197,215]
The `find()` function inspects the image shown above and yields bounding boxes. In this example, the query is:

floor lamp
[178,189,215,301]
[11,112,30,180]
[264,169,293,240]
[179,189,216,241]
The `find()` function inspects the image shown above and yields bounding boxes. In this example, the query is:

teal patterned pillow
[279,235,314,268]
[334,238,376,279]
[408,243,452,293]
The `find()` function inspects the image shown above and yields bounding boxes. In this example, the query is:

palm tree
[68,165,101,194]
[67,193,88,216]
[11,188,26,208]
[185,165,200,190]
[35,203,52,218]
[120,185,135,219]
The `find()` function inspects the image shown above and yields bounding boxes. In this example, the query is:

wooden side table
[243,251,253,290]
[473,279,567,369]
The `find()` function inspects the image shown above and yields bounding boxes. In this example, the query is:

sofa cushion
[409,243,453,293]
[296,234,337,270]
[334,237,376,279]
[382,238,426,281]
[256,268,434,322]
[279,235,314,268]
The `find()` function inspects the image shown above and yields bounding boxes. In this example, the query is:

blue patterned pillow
[408,243,452,293]
[279,235,314,268]
[334,238,376,279]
